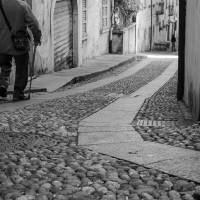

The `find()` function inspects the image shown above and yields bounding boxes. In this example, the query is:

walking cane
[27,44,37,100]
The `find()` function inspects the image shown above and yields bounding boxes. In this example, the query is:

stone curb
[59,55,146,89]
[7,87,47,95]
[5,55,146,96]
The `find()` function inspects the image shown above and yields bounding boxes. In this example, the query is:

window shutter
[82,0,87,38]
[102,0,109,30]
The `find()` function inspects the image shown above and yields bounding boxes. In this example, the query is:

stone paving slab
[86,142,200,183]
[103,97,143,112]
[79,130,142,145]
[147,155,200,183]
[30,74,73,92]
[82,110,136,124]
[128,61,178,99]
[79,121,130,127]
[81,60,177,125]
[87,141,199,165]
[77,59,200,183]
[79,60,177,128]
[78,125,134,133]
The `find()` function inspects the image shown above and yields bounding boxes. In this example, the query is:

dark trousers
[172,42,176,52]
[0,53,29,94]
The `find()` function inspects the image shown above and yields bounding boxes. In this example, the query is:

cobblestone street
[0,58,200,200]
[133,73,200,151]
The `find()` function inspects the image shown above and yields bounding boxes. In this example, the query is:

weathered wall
[32,0,54,73]
[9,0,113,85]
[81,0,112,63]
[123,24,136,54]
[31,0,80,72]
[136,0,179,52]
[184,0,200,120]
[32,0,112,70]
[136,4,152,52]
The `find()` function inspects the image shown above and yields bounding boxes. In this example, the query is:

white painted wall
[123,24,136,54]
[31,0,113,71]
[136,0,150,52]
[184,0,200,119]
[32,0,54,73]
[81,0,112,64]
[136,0,179,52]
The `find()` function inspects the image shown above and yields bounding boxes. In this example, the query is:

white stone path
[78,61,200,183]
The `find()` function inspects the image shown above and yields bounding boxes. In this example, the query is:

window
[102,0,109,30]
[82,0,87,38]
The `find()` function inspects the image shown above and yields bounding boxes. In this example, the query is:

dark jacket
[0,0,41,55]
[171,35,176,43]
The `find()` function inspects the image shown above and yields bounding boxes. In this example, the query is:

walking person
[171,34,176,52]
[0,0,41,101]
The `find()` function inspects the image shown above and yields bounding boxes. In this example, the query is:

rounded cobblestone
[0,146,199,199]
[133,73,200,151]
[1,60,198,199]
[0,60,171,152]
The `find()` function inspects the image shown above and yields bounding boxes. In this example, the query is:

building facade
[111,0,137,54]
[179,0,200,120]
[136,0,179,52]
[26,0,114,74]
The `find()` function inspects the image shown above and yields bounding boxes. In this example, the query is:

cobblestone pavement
[0,60,171,140]
[133,73,200,151]
[0,91,117,146]
[92,61,172,96]
[57,59,142,92]
[1,60,199,200]
[0,145,200,200]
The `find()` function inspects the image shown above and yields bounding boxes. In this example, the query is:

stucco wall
[31,0,81,72]
[81,0,111,63]
[136,0,179,52]
[32,0,112,70]
[123,24,136,54]
[32,0,54,73]
[184,0,200,119]
[136,5,152,52]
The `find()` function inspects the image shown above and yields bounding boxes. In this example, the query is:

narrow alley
[1,0,200,200]
[0,53,200,200]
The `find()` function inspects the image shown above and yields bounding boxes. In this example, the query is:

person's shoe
[13,93,29,101]
[0,86,7,98]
